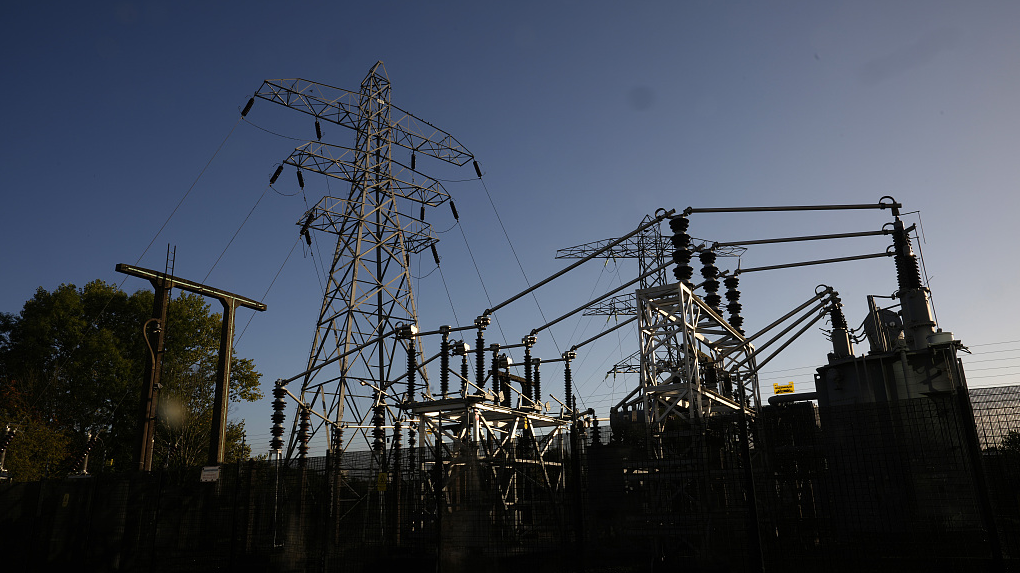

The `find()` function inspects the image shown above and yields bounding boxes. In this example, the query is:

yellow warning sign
[376,472,388,492]
[773,382,795,395]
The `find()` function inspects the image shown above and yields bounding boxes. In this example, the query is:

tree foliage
[0,280,261,480]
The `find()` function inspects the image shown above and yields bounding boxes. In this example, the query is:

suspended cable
[475,174,563,355]
[241,117,307,142]
[237,236,301,343]
[137,118,242,265]
[203,185,270,283]
[455,220,511,352]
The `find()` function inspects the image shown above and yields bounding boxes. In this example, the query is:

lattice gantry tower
[252,62,473,458]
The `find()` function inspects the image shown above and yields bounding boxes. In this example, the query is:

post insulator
[700,251,722,314]
[460,350,470,395]
[332,425,344,453]
[523,337,534,402]
[670,216,694,287]
[270,382,287,452]
[830,296,848,330]
[440,328,450,397]
[298,406,310,467]
[724,275,744,333]
[372,403,385,455]
[476,327,486,389]
[564,356,574,411]
[533,360,542,407]
[407,340,417,403]
[892,220,923,292]
[393,420,403,455]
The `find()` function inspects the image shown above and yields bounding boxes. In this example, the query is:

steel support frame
[408,397,571,534]
[616,282,758,456]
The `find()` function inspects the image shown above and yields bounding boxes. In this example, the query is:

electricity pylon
[253,62,473,460]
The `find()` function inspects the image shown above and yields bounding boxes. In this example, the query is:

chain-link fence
[4,386,1020,572]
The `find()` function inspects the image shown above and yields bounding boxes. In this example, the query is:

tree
[0,280,262,480]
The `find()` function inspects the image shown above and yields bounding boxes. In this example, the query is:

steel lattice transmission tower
[253,62,473,459]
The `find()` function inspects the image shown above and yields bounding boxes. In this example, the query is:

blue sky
[4,1,1020,453]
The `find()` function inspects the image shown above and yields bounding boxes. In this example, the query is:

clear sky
[4,1,1019,453]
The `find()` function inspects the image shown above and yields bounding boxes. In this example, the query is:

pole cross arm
[115,264,267,312]
[255,78,473,166]
[284,142,450,206]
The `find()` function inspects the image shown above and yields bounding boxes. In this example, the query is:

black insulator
[533,361,541,406]
[407,341,417,403]
[670,215,693,287]
[440,333,450,396]
[724,274,745,334]
[296,170,304,189]
[700,252,722,314]
[564,360,573,411]
[372,403,385,454]
[450,201,459,220]
[420,205,426,221]
[270,165,283,185]
[524,345,533,402]
[672,249,692,265]
[669,216,690,234]
[315,120,322,140]
[830,301,849,331]
[705,294,722,311]
[431,244,441,266]
[411,152,416,170]
[491,347,500,401]
[473,160,482,178]
[302,230,311,246]
[476,330,486,389]
[270,384,287,451]
[298,407,310,466]
[892,222,923,291]
[670,232,691,249]
[592,417,601,446]
[241,97,255,117]
[730,315,744,331]
[673,265,694,283]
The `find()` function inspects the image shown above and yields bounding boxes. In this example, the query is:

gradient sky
[4,1,1019,452]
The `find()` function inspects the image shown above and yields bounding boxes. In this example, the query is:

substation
[3,62,1020,573]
